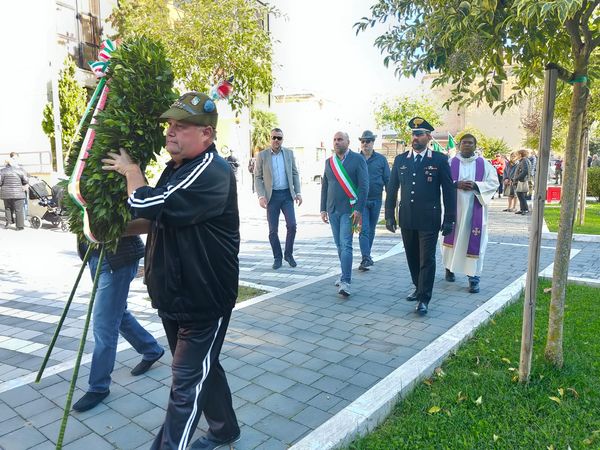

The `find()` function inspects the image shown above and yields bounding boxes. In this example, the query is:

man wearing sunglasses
[357,130,390,272]
[254,128,302,269]
[385,117,456,315]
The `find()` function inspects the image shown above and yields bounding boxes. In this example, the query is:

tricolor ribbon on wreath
[36,40,116,449]
[37,38,185,449]
[67,39,116,243]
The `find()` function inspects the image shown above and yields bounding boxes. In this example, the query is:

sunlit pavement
[0,184,598,449]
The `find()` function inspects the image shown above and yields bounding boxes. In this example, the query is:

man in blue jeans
[72,236,164,412]
[357,130,390,271]
[254,128,302,269]
[320,131,369,297]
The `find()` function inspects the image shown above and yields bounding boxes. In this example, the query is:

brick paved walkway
[0,193,599,449]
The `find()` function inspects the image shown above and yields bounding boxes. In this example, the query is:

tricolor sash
[443,157,485,257]
[329,155,361,231]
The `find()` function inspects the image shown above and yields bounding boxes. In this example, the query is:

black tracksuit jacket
[129,144,240,322]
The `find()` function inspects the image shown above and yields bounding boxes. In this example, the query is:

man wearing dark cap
[102,92,241,450]
[357,130,390,271]
[384,117,456,314]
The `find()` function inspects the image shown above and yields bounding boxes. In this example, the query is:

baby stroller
[27,177,68,231]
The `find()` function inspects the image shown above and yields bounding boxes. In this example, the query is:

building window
[79,12,101,66]
[56,0,101,71]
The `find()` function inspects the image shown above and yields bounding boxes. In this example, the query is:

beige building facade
[421,72,533,150]
[0,0,250,178]
[0,0,119,174]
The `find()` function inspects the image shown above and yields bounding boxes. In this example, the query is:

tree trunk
[50,139,57,173]
[544,79,589,367]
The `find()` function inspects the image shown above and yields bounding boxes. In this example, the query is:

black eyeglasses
[271,136,283,141]
[360,139,374,144]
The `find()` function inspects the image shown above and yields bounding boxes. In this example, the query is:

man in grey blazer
[320,131,369,297]
[255,128,302,269]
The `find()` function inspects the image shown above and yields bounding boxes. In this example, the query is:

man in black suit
[385,117,456,314]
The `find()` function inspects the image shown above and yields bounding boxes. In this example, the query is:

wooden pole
[577,126,589,225]
[519,67,557,383]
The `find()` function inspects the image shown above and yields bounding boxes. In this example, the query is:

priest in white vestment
[442,134,499,293]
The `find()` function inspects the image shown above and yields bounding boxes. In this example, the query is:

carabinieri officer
[384,117,456,314]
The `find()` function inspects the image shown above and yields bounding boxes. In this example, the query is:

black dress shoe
[445,269,455,282]
[406,289,418,302]
[416,301,428,314]
[131,348,165,376]
[469,280,480,293]
[284,255,297,268]
[191,430,241,449]
[272,259,282,270]
[72,390,109,412]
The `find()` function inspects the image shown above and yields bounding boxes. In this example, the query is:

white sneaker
[338,282,351,297]
[334,277,341,287]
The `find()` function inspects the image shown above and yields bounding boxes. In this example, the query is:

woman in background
[502,151,518,212]
[513,149,531,215]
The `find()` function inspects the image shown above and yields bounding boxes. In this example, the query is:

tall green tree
[356,0,600,369]
[374,96,442,145]
[108,0,274,111]
[251,108,278,154]
[41,57,87,171]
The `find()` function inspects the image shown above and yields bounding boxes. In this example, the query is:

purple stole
[443,157,485,257]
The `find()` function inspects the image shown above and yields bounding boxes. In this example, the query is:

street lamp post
[49,0,65,176]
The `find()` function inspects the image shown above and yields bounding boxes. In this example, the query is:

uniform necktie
[415,154,422,166]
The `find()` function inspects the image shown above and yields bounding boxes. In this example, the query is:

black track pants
[151,311,239,450]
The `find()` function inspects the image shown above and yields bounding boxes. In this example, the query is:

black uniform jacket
[129,144,240,322]
[385,148,456,231]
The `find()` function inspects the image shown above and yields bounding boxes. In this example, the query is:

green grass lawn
[544,202,600,234]
[144,285,265,304]
[237,285,266,302]
[348,281,600,450]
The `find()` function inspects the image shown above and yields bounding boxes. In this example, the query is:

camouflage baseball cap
[159,92,218,127]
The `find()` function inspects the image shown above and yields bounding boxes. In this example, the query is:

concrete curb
[290,249,583,450]
[239,280,279,292]
[541,275,600,289]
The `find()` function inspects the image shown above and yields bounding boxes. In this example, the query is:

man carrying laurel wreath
[102,92,241,450]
